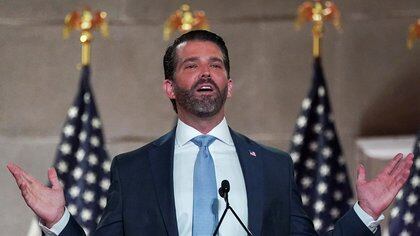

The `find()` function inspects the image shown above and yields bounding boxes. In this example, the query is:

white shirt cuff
[39,208,70,236]
[353,202,384,233]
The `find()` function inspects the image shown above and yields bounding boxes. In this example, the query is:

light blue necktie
[192,135,218,236]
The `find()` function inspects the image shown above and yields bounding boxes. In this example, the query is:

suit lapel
[230,129,264,236]
[149,129,179,236]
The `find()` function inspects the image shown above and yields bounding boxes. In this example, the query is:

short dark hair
[163,30,230,112]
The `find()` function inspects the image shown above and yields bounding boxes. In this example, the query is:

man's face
[164,40,233,118]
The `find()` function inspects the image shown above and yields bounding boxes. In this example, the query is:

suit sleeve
[287,156,381,236]
[59,157,124,236]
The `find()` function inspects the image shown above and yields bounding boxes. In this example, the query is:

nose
[200,65,211,79]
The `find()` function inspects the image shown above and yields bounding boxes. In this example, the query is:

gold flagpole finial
[163,4,209,41]
[64,7,109,65]
[407,19,420,50]
[295,0,341,58]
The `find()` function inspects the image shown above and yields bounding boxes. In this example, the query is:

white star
[67,204,77,215]
[57,161,68,174]
[72,167,83,180]
[396,190,404,200]
[318,86,325,97]
[81,208,92,221]
[67,106,78,119]
[102,160,111,172]
[63,124,75,137]
[401,230,410,236]
[100,197,107,209]
[316,105,324,114]
[301,194,309,206]
[313,123,322,134]
[92,118,102,129]
[330,208,340,219]
[309,142,318,152]
[85,172,96,184]
[338,156,346,166]
[411,175,420,188]
[336,173,346,183]
[291,152,300,163]
[292,134,304,145]
[83,93,91,104]
[320,164,330,176]
[100,178,111,191]
[90,136,100,147]
[79,131,87,142]
[297,116,307,128]
[390,207,399,218]
[81,113,89,122]
[305,159,316,169]
[83,190,95,203]
[317,182,328,194]
[333,191,343,201]
[415,158,420,169]
[321,147,332,158]
[407,193,418,206]
[301,177,313,189]
[88,154,98,165]
[314,200,325,213]
[403,212,414,224]
[313,218,322,230]
[324,129,334,140]
[76,149,86,162]
[69,185,80,198]
[60,143,72,155]
[302,98,312,110]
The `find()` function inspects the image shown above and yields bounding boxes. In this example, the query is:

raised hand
[356,153,414,219]
[7,162,66,228]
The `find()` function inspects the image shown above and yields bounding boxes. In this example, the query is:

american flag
[289,58,353,234]
[53,66,111,235]
[388,132,420,236]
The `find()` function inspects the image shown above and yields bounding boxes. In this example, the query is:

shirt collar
[175,117,234,147]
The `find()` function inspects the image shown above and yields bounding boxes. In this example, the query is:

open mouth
[196,84,214,93]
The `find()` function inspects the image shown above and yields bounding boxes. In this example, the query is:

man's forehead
[175,40,223,57]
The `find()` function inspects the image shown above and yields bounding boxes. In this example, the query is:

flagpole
[163,4,209,41]
[295,0,341,58]
[407,19,420,50]
[63,8,109,66]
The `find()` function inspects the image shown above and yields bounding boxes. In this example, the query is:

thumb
[357,164,366,184]
[48,168,61,190]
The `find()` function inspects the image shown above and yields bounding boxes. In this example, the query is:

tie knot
[191,135,216,148]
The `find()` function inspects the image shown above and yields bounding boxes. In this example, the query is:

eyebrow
[180,56,224,65]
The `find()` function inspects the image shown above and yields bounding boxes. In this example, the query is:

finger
[48,167,61,190]
[7,163,28,186]
[390,153,414,178]
[383,153,403,175]
[357,164,366,184]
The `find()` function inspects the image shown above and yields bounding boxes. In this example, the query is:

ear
[163,79,176,99]
[227,79,233,98]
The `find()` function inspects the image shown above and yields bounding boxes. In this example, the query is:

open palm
[7,163,65,228]
[356,153,414,219]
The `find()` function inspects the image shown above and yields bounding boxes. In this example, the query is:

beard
[173,77,228,118]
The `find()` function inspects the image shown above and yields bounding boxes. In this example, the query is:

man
[8,30,414,236]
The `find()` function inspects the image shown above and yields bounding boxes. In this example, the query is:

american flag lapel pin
[249,150,256,157]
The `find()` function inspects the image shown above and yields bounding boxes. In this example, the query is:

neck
[177,110,225,134]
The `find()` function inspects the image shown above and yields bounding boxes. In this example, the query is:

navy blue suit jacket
[60,128,379,236]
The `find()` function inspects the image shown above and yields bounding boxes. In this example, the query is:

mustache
[192,77,219,91]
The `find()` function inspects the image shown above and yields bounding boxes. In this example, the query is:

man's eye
[211,64,222,68]
[185,64,197,69]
